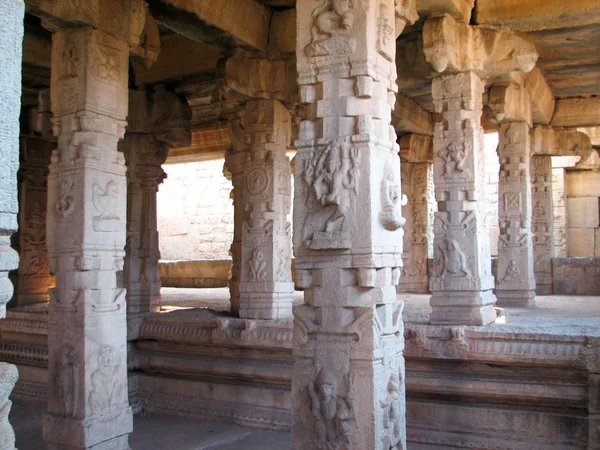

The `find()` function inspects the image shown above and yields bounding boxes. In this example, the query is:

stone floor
[8,288,600,448]
[11,399,291,450]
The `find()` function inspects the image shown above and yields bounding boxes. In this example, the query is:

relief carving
[308,368,357,449]
[89,345,123,416]
[377,3,395,61]
[92,180,121,232]
[380,371,404,450]
[248,249,267,281]
[61,40,79,80]
[55,180,75,218]
[500,259,522,284]
[438,142,471,179]
[246,168,270,196]
[437,238,470,278]
[93,44,120,82]
[306,0,356,57]
[380,161,405,231]
[303,138,359,250]
[56,344,79,418]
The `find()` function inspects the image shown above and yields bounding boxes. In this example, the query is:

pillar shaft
[238,99,293,319]
[399,162,434,293]
[0,0,24,317]
[429,72,497,325]
[293,0,410,448]
[552,168,568,257]
[495,122,536,305]
[531,156,554,294]
[16,136,54,305]
[122,134,166,340]
[43,26,132,449]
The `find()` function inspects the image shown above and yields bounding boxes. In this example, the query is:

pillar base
[495,290,536,307]
[535,284,552,295]
[430,290,497,325]
[43,407,132,450]
[239,292,294,319]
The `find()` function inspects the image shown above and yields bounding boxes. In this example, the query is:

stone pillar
[422,13,537,325]
[531,156,554,294]
[238,99,293,319]
[121,88,191,340]
[488,83,536,305]
[398,134,435,293]
[0,0,24,318]
[15,90,55,306]
[43,26,132,449]
[0,363,18,449]
[552,167,568,257]
[224,130,246,316]
[428,72,496,325]
[292,1,416,448]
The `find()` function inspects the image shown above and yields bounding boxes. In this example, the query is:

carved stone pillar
[422,13,537,325]
[121,88,191,340]
[224,135,246,316]
[0,0,24,318]
[428,72,496,325]
[43,26,132,449]
[398,134,435,293]
[292,1,416,448]
[237,99,293,319]
[488,83,536,305]
[15,90,55,306]
[552,167,568,257]
[531,156,554,295]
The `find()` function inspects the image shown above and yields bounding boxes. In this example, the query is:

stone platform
[1,288,599,449]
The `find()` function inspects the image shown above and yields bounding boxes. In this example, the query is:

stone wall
[159,260,231,288]
[553,257,600,294]
[566,171,600,257]
[157,156,234,261]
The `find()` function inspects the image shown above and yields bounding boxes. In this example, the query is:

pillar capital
[532,126,593,156]
[423,13,538,79]
[487,81,533,127]
[399,133,433,163]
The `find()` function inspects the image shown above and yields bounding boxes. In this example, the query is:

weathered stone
[392,93,434,136]
[495,122,536,305]
[475,0,600,31]
[0,363,18,450]
[428,71,497,325]
[269,9,296,54]
[553,257,600,294]
[530,155,554,294]
[567,171,600,198]
[0,0,24,319]
[552,168,568,258]
[568,229,596,258]
[487,82,532,126]
[423,14,538,78]
[526,67,555,125]
[43,25,132,449]
[532,126,595,156]
[567,197,600,229]
[293,0,409,447]
[237,99,294,320]
[551,97,600,128]
[417,0,474,23]
[121,87,191,340]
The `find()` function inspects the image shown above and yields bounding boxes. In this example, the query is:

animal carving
[438,238,470,278]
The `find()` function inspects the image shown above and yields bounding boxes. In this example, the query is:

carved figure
[502,260,522,283]
[306,0,355,57]
[55,180,75,218]
[61,41,79,79]
[55,344,79,418]
[93,181,119,219]
[438,238,470,278]
[380,162,405,231]
[308,369,357,449]
[248,249,267,281]
[304,138,359,247]
[380,372,403,449]
[89,346,121,416]
[438,142,468,176]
